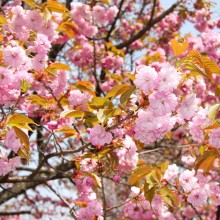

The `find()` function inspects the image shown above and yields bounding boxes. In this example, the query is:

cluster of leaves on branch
[0,0,220,219]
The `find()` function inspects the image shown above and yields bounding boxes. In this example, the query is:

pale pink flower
[80,158,97,172]
[0,156,21,176]
[149,91,178,116]
[106,6,119,23]
[2,45,27,68]
[5,128,22,153]
[179,170,198,192]
[181,154,196,166]
[156,63,181,92]
[189,107,210,143]
[134,109,176,144]
[209,128,220,148]
[49,70,67,97]
[101,55,123,70]
[26,10,44,31]
[164,164,179,182]
[92,5,106,24]
[31,54,48,71]
[89,124,112,146]
[114,135,138,172]
[77,200,102,220]
[178,94,198,120]
[187,189,208,207]
[134,65,157,94]
[68,90,91,107]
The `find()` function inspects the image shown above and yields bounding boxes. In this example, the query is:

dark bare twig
[106,0,125,41]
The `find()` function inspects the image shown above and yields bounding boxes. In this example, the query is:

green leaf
[129,165,153,185]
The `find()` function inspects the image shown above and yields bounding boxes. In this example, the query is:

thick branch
[0,211,31,216]
[0,160,75,205]
[115,0,182,49]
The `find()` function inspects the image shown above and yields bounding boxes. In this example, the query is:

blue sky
[160,0,220,35]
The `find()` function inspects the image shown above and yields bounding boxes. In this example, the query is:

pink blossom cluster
[68,90,91,108]
[70,3,118,37]
[89,124,113,147]
[0,153,20,176]
[80,158,97,173]
[134,109,176,144]
[68,42,94,67]
[189,107,211,143]
[114,136,138,172]
[164,165,220,208]
[101,55,124,70]
[74,176,96,202]
[4,128,22,153]
[77,200,103,220]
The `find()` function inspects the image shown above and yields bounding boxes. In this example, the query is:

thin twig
[45,183,77,219]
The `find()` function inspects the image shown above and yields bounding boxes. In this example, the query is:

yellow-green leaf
[195,151,217,173]
[144,183,156,204]
[60,110,84,118]
[159,187,178,207]
[106,84,131,99]
[21,79,31,93]
[208,104,220,123]
[202,56,220,75]
[120,86,135,105]
[13,127,30,154]
[17,147,30,161]
[170,38,188,56]
[23,0,41,8]
[45,0,68,13]
[129,165,153,185]
[7,114,36,130]
[88,97,113,109]
[27,94,49,107]
[49,62,71,71]
[85,172,101,188]
[0,15,8,24]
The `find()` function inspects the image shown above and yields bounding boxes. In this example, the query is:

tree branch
[106,0,125,41]
[115,0,182,49]
[45,183,77,219]
[0,211,31,216]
